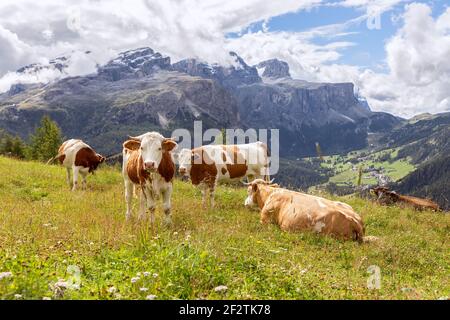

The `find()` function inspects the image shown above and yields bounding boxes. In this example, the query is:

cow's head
[89,153,105,173]
[244,179,278,208]
[125,132,177,172]
[177,148,200,177]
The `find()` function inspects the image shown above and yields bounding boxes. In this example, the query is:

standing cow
[177,142,270,208]
[122,132,177,223]
[244,179,365,242]
[56,139,105,191]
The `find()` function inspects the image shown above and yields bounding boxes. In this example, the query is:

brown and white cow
[56,139,105,191]
[177,142,269,208]
[122,132,177,223]
[244,179,365,242]
[371,186,440,211]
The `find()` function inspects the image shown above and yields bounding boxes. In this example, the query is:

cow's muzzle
[144,161,156,172]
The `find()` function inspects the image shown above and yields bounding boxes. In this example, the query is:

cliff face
[234,79,372,155]
[0,47,395,156]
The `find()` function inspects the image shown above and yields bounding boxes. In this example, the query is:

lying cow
[371,186,440,211]
[56,139,105,191]
[122,132,177,223]
[244,179,365,242]
[177,142,269,208]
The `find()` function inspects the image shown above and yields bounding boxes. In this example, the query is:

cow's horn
[128,135,141,141]
[241,181,251,186]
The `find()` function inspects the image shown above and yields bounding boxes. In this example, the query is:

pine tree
[0,132,26,159]
[11,136,26,159]
[28,116,62,162]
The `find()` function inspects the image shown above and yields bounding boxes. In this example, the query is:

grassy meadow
[0,156,448,300]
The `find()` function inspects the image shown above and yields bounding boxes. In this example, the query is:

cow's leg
[209,184,215,209]
[143,187,156,224]
[72,166,80,191]
[81,171,88,190]
[124,180,133,221]
[161,185,173,225]
[138,188,147,221]
[260,202,276,225]
[66,167,72,188]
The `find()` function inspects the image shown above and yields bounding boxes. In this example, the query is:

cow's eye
[158,147,162,151]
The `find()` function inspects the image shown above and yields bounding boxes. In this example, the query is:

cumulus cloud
[227,31,355,79]
[0,0,320,92]
[0,0,448,118]
[359,3,450,117]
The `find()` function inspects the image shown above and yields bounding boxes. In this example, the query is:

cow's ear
[162,139,177,151]
[252,183,258,192]
[123,140,141,151]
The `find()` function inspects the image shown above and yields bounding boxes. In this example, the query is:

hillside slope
[0,157,448,300]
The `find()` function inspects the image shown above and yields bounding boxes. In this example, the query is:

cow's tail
[46,154,59,165]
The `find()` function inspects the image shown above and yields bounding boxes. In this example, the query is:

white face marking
[177,148,192,176]
[244,186,256,207]
[139,133,165,171]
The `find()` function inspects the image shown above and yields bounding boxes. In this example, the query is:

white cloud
[227,30,355,79]
[359,3,450,117]
[0,0,448,118]
[0,0,321,91]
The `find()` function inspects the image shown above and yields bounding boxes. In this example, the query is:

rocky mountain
[0,47,401,157]
[255,59,291,79]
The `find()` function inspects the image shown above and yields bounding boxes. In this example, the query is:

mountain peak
[98,47,171,81]
[255,59,291,79]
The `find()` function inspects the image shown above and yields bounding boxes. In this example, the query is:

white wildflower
[214,285,228,293]
[14,294,23,299]
[42,297,52,300]
[0,272,13,280]
[152,273,159,278]
[143,272,151,277]
[131,277,140,283]
[140,287,148,292]
[146,294,157,300]
[107,286,117,294]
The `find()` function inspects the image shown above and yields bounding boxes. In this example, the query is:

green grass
[0,156,449,300]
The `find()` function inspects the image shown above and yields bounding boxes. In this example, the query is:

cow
[244,179,365,242]
[122,132,177,223]
[56,139,105,191]
[177,142,270,208]
[371,186,440,211]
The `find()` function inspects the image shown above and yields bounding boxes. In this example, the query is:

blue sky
[235,0,448,70]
